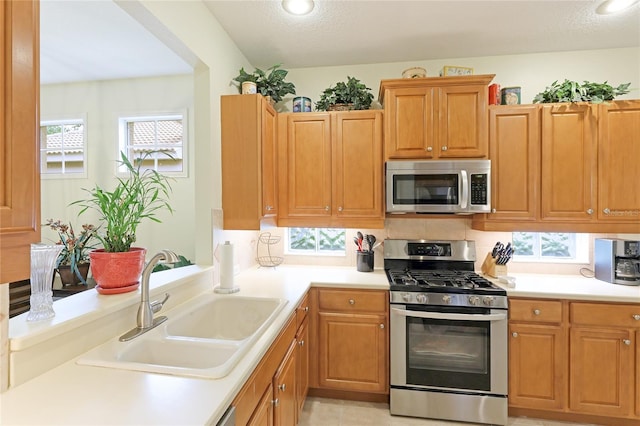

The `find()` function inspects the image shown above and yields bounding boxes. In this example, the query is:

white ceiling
[41,0,640,84]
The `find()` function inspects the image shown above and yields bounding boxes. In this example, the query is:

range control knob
[416,293,428,304]
[441,295,452,305]
[468,296,481,306]
[483,296,495,306]
[402,293,411,302]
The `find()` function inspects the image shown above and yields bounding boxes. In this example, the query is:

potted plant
[533,79,631,103]
[233,64,297,104]
[43,219,99,286]
[73,151,174,294]
[315,76,374,111]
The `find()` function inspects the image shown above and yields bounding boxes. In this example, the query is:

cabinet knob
[533,309,541,316]
[278,384,286,391]
[426,147,433,152]
[491,208,497,214]
[623,339,632,346]
[586,208,593,215]
[298,339,305,347]
[304,306,309,312]
[338,206,343,212]
[272,398,279,407]
[265,205,273,211]
[603,208,611,214]
[441,146,448,151]
[512,332,518,338]
[380,324,385,329]
[349,299,355,305]
[325,206,330,211]
[633,314,640,321]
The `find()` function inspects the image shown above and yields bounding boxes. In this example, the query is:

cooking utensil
[353,236,362,251]
[366,235,376,252]
[491,242,503,258]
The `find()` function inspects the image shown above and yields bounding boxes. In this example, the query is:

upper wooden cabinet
[379,75,494,160]
[597,101,640,223]
[277,110,384,229]
[473,101,640,233]
[221,94,277,230]
[1,0,41,283]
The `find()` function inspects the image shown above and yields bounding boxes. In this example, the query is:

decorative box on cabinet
[221,94,278,230]
[309,288,388,400]
[378,75,494,160]
[277,111,384,229]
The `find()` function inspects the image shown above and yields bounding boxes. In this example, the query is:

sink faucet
[119,250,180,342]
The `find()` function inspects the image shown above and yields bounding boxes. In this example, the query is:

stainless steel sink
[77,294,288,379]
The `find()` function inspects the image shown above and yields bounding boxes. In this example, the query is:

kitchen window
[118,112,187,177]
[286,228,346,255]
[512,232,589,263]
[40,117,87,178]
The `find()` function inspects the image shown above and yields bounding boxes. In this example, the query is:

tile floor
[298,397,592,426]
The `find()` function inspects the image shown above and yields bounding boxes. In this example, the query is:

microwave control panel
[470,174,488,205]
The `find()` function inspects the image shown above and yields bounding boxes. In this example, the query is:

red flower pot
[89,248,146,294]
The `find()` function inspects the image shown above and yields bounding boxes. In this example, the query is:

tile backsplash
[220,216,639,277]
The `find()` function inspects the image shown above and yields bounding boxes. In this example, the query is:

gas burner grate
[387,269,498,291]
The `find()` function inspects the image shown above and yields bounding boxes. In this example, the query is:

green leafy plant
[315,76,374,111]
[233,64,296,103]
[73,151,174,253]
[43,219,99,283]
[533,79,631,104]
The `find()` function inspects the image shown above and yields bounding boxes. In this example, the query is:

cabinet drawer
[571,302,640,328]
[509,298,563,323]
[296,292,310,329]
[318,289,387,313]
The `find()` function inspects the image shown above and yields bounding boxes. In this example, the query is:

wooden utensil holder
[481,252,507,278]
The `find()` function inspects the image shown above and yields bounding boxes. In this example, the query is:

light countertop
[1,265,638,425]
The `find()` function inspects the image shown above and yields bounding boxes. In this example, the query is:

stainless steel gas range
[385,239,508,426]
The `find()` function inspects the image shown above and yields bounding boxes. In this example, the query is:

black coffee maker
[595,239,640,285]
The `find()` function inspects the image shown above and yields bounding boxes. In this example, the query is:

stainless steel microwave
[386,160,491,214]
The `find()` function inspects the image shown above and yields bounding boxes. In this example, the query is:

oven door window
[406,315,490,391]
[393,174,459,205]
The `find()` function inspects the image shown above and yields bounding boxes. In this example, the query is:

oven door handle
[391,307,507,322]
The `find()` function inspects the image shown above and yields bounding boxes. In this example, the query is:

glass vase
[27,243,63,322]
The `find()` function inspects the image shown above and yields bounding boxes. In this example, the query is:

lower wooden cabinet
[509,298,640,424]
[233,292,310,426]
[310,288,389,397]
[508,298,566,411]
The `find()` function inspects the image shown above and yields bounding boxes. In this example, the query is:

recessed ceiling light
[282,0,314,16]
[596,0,640,14]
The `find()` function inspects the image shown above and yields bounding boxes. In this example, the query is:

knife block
[481,252,507,278]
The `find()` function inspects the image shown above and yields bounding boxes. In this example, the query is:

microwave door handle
[391,307,507,322]
[460,170,468,209]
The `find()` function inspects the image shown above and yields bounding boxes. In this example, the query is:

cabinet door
[332,111,383,221]
[273,340,296,426]
[278,113,332,221]
[384,87,435,159]
[261,101,277,217]
[0,0,41,283]
[248,384,273,426]
[569,327,634,417]
[438,84,488,158]
[295,317,309,420]
[317,312,387,393]
[541,104,596,221]
[597,101,640,224]
[509,323,565,410]
[487,105,539,221]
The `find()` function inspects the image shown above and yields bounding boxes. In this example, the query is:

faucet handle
[151,293,170,314]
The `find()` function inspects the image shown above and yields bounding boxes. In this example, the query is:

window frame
[511,232,590,264]
[117,110,188,178]
[39,114,88,179]
[285,228,347,256]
